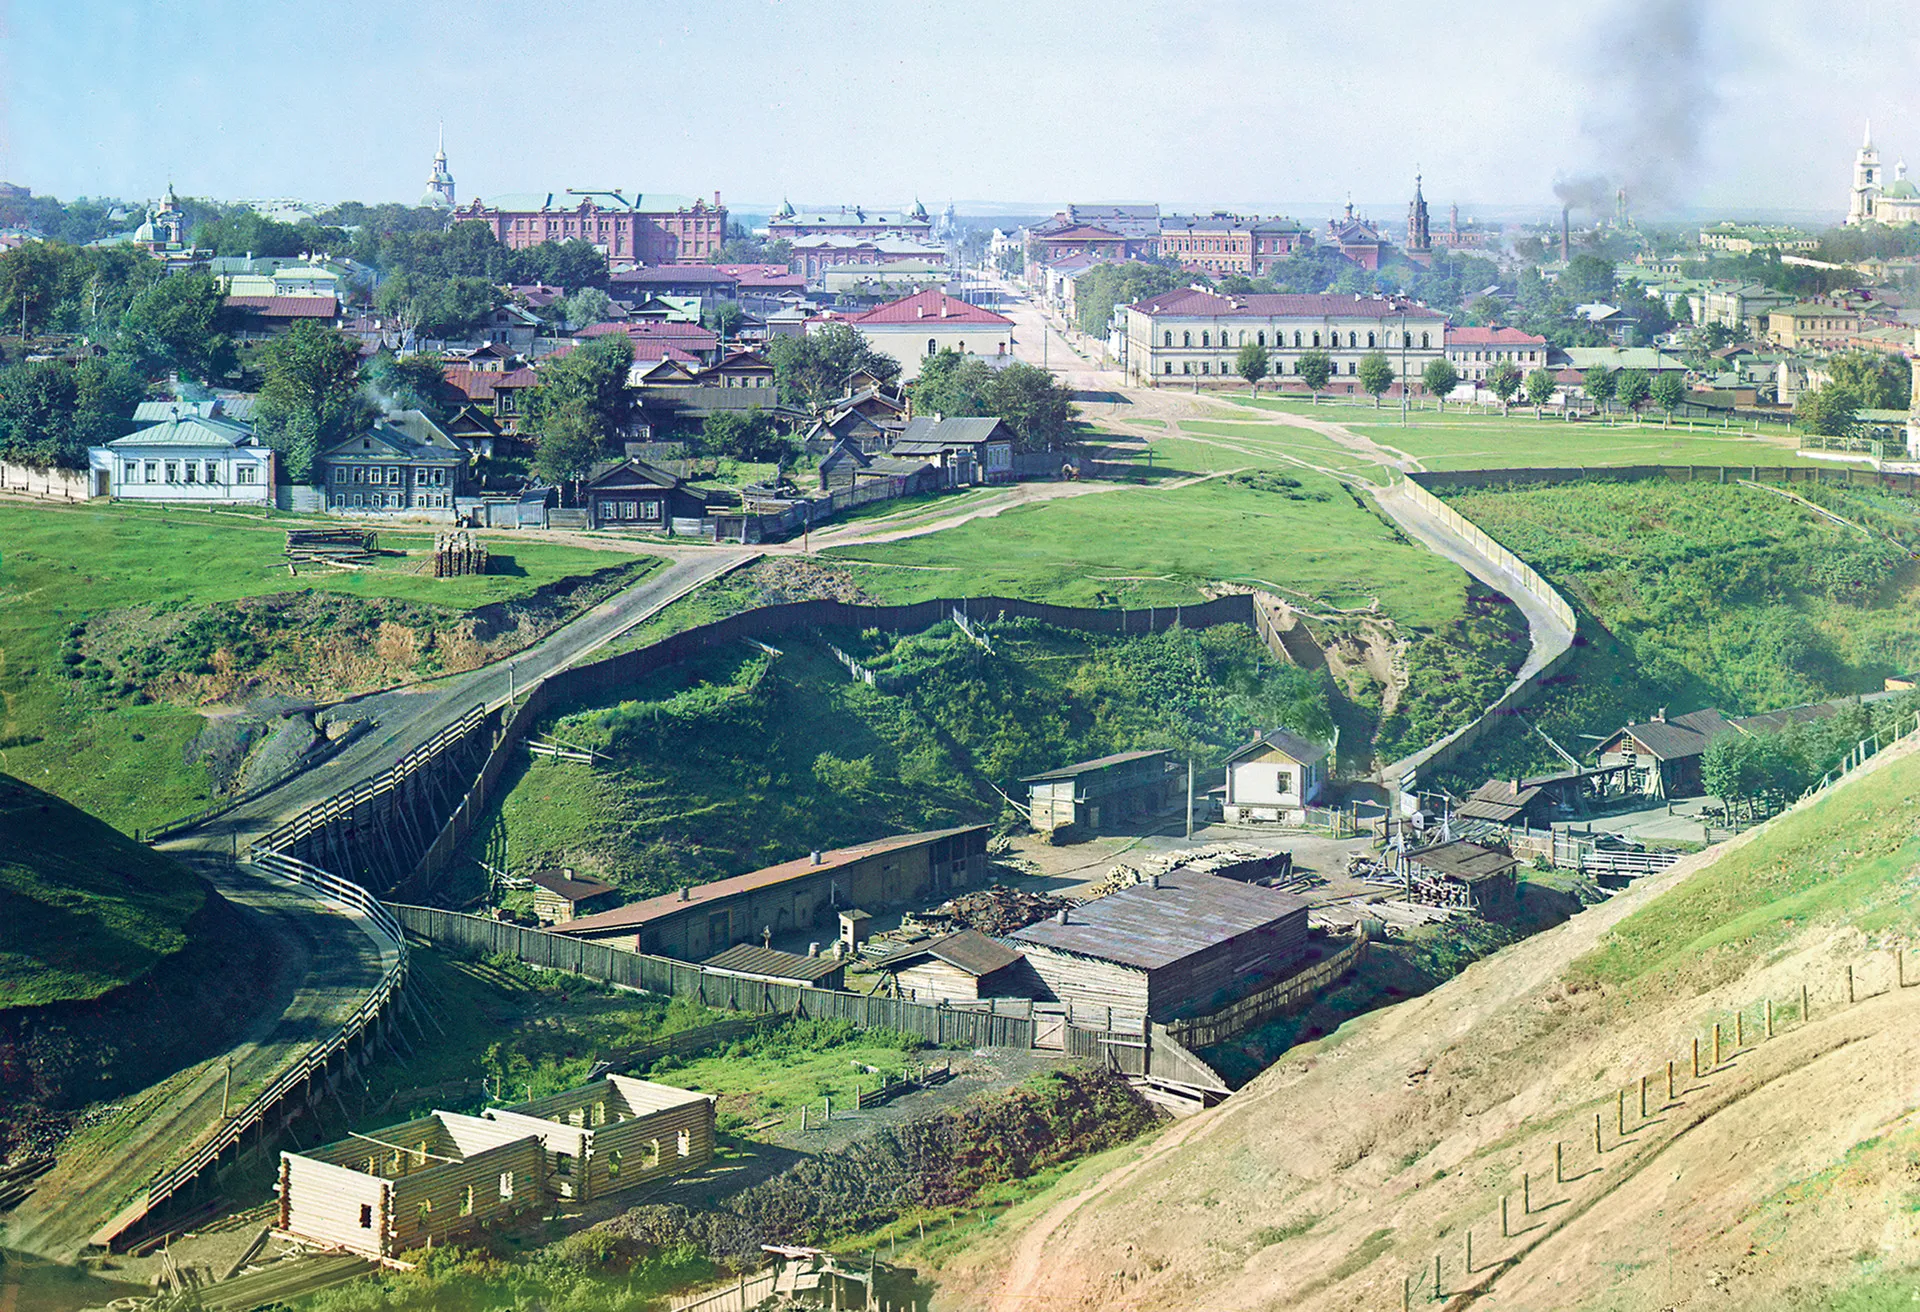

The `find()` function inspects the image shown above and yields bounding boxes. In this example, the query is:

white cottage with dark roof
[1222,728,1330,823]
[87,410,275,504]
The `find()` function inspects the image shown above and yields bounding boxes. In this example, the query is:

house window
[678,1129,692,1158]
[460,1185,474,1216]
[1182,331,1191,347]
[640,500,663,522]
[1293,330,1302,347]
[1256,331,1266,346]
[1164,362,1174,374]
[123,462,138,483]
[1422,332,1431,348]
[387,467,401,485]
[236,465,255,484]
[1163,331,1172,347]
[555,1152,574,1178]
[1311,332,1320,347]
[332,493,344,507]
[606,1149,624,1178]
[1275,770,1294,795]
[1182,362,1191,374]
[1200,361,1210,374]
[1367,332,1376,348]
[1347,362,1357,375]
[359,1204,373,1229]
[1348,331,1358,348]
[1200,331,1209,347]
[499,1172,514,1199]
[164,461,178,482]
[927,338,937,355]
[183,463,197,483]
[205,460,220,482]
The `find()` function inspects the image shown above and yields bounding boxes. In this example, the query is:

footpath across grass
[0,500,655,832]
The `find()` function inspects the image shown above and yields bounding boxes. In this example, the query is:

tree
[254,321,372,483]
[361,350,448,416]
[1524,367,1558,417]
[1422,358,1460,410]
[72,357,143,451]
[530,404,603,499]
[0,359,79,468]
[704,301,746,342]
[1650,372,1687,425]
[1463,294,1506,327]
[0,240,75,335]
[695,409,788,463]
[116,273,235,381]
[766,323,900,409]
[1073,262,1193,337]
[1615,368,1652,418]
[1795,382,1861,437]
[556,287,612,331]
[1235,341,1270,394]
[1826,349,1911,411]
[910,352,1076,451]
[1562,253,1619,304]
[1357,351,1395,408]
[526,333,634,455]
[1583,364,1617,414]
[1296,350,1332,401]
[375,272,503,340]
[1485,360,1523,415]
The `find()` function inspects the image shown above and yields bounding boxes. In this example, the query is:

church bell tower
[1407,174,1431,252]
[1850,120,1881,226]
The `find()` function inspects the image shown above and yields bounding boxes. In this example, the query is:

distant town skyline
[5,0,1917,221]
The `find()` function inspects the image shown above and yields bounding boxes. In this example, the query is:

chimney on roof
[1510,778,1521,793]
[917,305,926,318]
[1053,907,1071,925]
[563,866,575,879]
[808,942,821,957]
[1148,872,1161,889]
[1653,707,1667,723]
[678,886,690,902]
[811,849,823,865]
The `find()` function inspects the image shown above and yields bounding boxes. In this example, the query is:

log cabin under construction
[557,825,991,960]
[277,1075,713,1258]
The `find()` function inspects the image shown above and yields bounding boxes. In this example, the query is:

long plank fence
[1162,936,1368,1050]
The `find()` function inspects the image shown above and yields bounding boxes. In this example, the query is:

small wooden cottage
[701,943,847,990]
[525,868,619,924]
[1022,749,1178,837]
[1007,871,1309,1022]
[1222,729,1329,823]
[580,457,709,532]
[278,1076,714,1257]
[876,929,1025,1003]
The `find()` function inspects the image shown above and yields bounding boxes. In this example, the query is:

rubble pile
[900,884,1075,937]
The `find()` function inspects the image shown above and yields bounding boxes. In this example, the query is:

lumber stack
[285,528,377,565]
[433,531,490,577]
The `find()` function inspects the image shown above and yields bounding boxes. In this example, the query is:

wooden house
[1022,748,1178,837]
[1222,728,1329,823]
[817,441,939,495]
[701,943,847,990]
[315,410,468,520]
[480,1075,714,1203]
[277,1111,547,1258]
[558,825,992,960]
[1595,700,1850,799]
[805,406,902,454]
[890,416,1015,486]
[525,868,620,924]
[876,929,1026,1004]
[1007,871,1309,1022]
[1393,840,1519,911]
[579,457,709,532]
[1457,775,1565,829]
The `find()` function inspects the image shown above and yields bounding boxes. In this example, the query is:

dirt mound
[933,738,1920,1311]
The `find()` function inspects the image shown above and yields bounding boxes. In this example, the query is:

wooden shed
[525,868,619,924]
[482,1074,715,1203]
[700,943,847,991]
[1007,871,1309,1022]
[876,929,1026,1004]
[1021,749,1178,837]
[1393,839,1520,911]
[558,826,991,960]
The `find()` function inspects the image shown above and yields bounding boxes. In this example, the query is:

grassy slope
[821,465,1470,627]
[479,620,1329,891]
[0,501,653,830]
[1426,479,1920,787]
[0,770,205,1008]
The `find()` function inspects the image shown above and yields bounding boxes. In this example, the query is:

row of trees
[909,351,1076,450]
[1701,696,1917,811]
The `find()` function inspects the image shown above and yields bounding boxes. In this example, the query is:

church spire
[1866,118,1874,149]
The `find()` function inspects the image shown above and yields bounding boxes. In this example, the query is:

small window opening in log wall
[359,1204,373,1229]
[678,1129,692,1158]
[499,1172,514,1200]
[607,1149,623,1178]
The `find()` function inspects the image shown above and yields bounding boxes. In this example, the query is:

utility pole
[1186,760,1195,839]
[222,1057,233,1118]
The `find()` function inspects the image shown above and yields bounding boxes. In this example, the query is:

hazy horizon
[4,0,1913,223]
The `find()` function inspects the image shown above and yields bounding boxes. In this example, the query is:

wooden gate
[1031,1007,1067,1051]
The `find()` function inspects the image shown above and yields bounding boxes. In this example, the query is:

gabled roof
[1036,224,1130,243]
[321,411,465,462]
[701,943,845,984]
[1446,326,1547,346]
[893,416,1013,452]
[878,929,1021,978]
[224,295,339,318]
[1600,708,1736,761]
[132,399,221,423]
[559,826,990,936]
[105,415,258,450]
[1021,748,1171,784]
[1225,728,1329,767]
[1405,840,1520,883]
[1009,870,1307,972]
[610,265,742,286]
[526,870,616,901]
[845,290,1012,327]
[584,457,682,491]
[577,320,719,346]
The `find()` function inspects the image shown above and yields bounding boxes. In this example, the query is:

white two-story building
[87,410,275,504]
[1123,287,1446,387]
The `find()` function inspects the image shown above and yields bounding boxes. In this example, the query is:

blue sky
[3,0,1915,219]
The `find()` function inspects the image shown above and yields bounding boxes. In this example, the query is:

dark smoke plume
[1557,0,1716,214]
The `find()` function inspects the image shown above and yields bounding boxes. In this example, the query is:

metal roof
[1020,748,1170,784]
[1009,871,1307,972]
[1405,840,1520,884]
[1225,728,1329,767]
[878,929,1021,978]
[701,944,845,983]
[106,415,258,449]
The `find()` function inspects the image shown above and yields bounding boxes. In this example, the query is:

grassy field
[0,501,656,832]
[0,770,207,1008]
[822,465,1470,626]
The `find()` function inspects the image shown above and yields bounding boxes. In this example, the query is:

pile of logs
[900,885,1075,938]
[433,531,490,577]
[284,528,376,566]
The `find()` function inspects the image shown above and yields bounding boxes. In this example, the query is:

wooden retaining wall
[1163,937,1368,1050]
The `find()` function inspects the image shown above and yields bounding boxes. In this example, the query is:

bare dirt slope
[936,738,1920,1311]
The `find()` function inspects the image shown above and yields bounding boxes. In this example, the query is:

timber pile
[900,885,1074,937]
[0,1153,54,1211]
[285,528,376,564]
[1086,844,1285,899]
[433,531,490,577]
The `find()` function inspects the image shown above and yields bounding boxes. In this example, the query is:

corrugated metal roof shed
[1009,871,1306,972]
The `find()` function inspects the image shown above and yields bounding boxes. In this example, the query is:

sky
[2,0,1917,222]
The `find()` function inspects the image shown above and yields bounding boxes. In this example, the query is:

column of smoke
[1552,0,1714,236]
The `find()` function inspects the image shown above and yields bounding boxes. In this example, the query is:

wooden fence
[670,1269,780,1312]
[1410,463,1920,500]
[1163,937,1368,1050]
[389,905,1036,1050]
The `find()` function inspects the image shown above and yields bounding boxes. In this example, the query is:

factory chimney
[1561,206,1571,263]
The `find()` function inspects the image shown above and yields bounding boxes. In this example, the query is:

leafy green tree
[361,350,448,416]
[1650,371,1687,424]
[556,287,612,331]
[1073,262,1196,337]
[910,352,1075,451]
[704,301,746,341]
[527,334,633,454]
[1485,360,1523,415]
[1357,351,1395,408]
[375,273,503,340]
[696,409,786,462]
[1524,367,1558,417]
[1422,358,1460,410]
[1562,253,1619,304]
[0,240,75,335]
[1463,294,1506,326]
[1583,364,1617,414]
[1826,350,1911,411]
[254,321,373,482]
[766,323,900,409]
[1615,368,1652,418]
[1235,341,1270,394]
[530,405,603,499]
[1795,382,1861,437]
[72,357,143,450]
[117,273,235,381]
[1296,350,1332,400]
[0,360,79,467]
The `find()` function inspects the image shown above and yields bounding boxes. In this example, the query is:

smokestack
[1055,908,1069,925]
[1561,207,1571,263]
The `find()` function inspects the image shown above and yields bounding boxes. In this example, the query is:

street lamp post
[1400,309,1409,426]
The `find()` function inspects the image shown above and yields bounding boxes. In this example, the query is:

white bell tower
[1850,120,1882,225]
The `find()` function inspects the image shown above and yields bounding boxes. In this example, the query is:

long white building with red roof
[821,289,1014,382]
[1122,287,1447,388]
[1443,325,1549,382]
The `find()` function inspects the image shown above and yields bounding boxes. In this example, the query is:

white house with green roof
[87,412,275,503]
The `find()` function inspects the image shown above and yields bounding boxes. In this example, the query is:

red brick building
[453,191,727,265]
